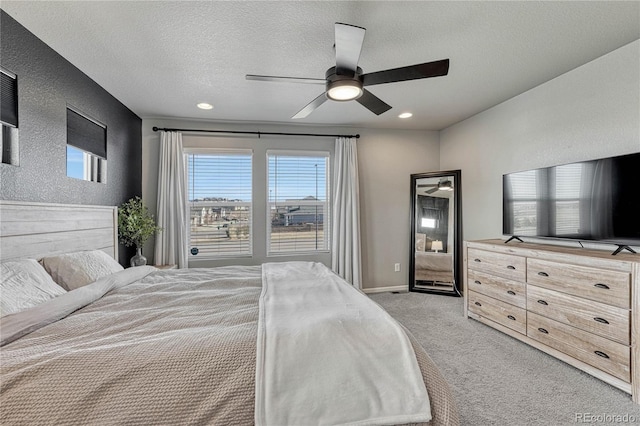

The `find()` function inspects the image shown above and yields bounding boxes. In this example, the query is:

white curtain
[155,131,188,268]
[331,137,362,288]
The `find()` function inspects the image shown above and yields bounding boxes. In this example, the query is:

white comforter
[256,262,432,426]
[1,263,452,425]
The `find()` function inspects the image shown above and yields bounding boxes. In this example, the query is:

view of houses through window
[187,151,253,257]
[186,149,330,259]
[268,152,329,254]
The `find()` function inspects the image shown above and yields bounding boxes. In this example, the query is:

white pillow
[1,259,67,317]
[41,250,124,291]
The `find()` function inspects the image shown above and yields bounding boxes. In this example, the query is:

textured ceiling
[2,1,639,130]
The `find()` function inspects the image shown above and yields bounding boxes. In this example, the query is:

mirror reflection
[410,171,461,296]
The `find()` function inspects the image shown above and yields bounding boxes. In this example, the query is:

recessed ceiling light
[197,103,213,110]
[398,112,413,119]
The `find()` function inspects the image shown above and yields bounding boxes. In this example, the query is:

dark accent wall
[0,10,142,264]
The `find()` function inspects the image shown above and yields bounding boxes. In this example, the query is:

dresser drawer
[527,312,630,382]
[527,285,630,345]
[468,269,526,309]
[467,248,526,282]
[468,291,526,334]
[527,258,630,309]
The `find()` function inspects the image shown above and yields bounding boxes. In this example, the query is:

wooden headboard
[0,201,118,262]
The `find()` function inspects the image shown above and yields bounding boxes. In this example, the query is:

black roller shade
[67,108,106,159]
[1,71,18,127]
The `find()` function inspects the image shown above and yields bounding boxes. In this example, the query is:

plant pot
[130,247,147,267]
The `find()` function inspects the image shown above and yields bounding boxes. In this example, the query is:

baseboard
[361,285,407,294]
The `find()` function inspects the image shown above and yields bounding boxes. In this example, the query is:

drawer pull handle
[593,317,610,325]
[537,271,549,277]
[507,315,516,321]
[474,258,481,263]
[507,265,516,270]
[594,283,610,290]
[474,280,482,285]
[594,351,610,359]
[474,302,482,307]
[537,300,548,306]
[537,328,549,334]
[507,290,516,295]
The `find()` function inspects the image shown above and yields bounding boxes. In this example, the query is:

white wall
[142,40,638,287]
[142,118,439,289]
[357,129,440,289]
[440,40,640,251]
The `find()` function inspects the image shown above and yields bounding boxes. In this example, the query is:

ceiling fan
[246,22,450,119]
[418,179,454,194]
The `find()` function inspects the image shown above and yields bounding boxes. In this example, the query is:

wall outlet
[394,263,401,272]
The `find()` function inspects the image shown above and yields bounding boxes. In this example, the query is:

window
[552,163,592,236]
[421,218,436,228]
[66,107,107,183]
[267,151,330,254]
[1,68,19,165]
[506,169,542,236]
[506,163,594,238]
[187,150,252,258]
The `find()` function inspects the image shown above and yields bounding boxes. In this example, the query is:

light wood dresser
[464,239,640,403]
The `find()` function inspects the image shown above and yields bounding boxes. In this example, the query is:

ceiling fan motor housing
[325,66,363,101]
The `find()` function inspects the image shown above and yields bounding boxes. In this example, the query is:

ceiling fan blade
[426,187,439,194]
[361,59,450,87]
[292,93,328,119]
[335,22,366,74]
[417,184,437,188]
[246,74,325,85]
[356,89,392,115]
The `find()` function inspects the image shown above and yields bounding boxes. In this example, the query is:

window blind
[267,152,329,254]
[553,163,583,235]
[67,108,107,159]
[507,170,539,236]
[187,152,252,257]
[1,71,18,128]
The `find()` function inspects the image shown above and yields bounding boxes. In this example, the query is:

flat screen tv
[503,152,640,253]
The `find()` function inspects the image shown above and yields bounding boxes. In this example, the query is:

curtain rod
[152,126,360,139]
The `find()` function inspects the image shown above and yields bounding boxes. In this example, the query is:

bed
[0,201,459,425]
[415,251,454,283]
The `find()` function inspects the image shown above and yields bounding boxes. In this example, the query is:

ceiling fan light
[439,181,454,191]
[326,80,363,101]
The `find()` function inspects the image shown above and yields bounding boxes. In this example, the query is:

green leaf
[117,197,162,248]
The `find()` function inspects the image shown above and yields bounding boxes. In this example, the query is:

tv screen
[503,152,640,246]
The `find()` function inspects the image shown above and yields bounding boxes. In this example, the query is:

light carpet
[370,291,640,426]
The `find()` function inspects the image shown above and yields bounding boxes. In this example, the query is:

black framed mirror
[409,170,462,296]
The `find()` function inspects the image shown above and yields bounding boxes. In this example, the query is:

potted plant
[118,197,161,266]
